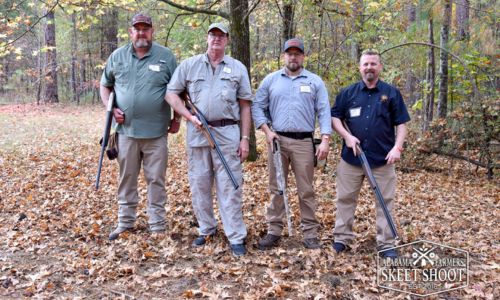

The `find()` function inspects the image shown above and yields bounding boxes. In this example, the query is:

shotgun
[272,138,294,236]
[343,122,399,239]
[184,94,239,190]
[95,92,115,190]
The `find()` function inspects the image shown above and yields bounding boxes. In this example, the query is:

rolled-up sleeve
[237,66,253,101]
[251,76,271,129]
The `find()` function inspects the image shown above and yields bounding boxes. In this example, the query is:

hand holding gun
[343,121,399,239]
[184,94,239,190]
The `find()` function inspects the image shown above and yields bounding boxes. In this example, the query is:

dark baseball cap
[131,13,152,27]
[208,22,229,34]
[283,38,304,53]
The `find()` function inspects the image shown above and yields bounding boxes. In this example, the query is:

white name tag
[149,64,160,72]
[300,85,311,93]
[223,67,232,74]
[349,107,361,117]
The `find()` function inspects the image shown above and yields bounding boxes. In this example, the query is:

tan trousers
[334,159,396,250]
[267,136,319,239]
[116,135,168,231]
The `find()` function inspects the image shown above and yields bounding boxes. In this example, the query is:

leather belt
[276,131,313,140]
[207,119,238,127]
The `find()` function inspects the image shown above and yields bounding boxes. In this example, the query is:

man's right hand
[266,131,279,145]
[345,134,360,156]
[113,108,125,124]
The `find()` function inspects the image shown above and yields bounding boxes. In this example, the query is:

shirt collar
[360,79,381,92]
[280,67,308,79]
[130,42,153,59]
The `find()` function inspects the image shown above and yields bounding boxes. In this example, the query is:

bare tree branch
[158,0,229,19]
[244,0,262,21]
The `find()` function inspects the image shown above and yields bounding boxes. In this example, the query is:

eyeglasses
[132,27,152,33]
[208,32,227,39]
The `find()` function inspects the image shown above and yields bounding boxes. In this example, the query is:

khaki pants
[116,135,168,231]
[334,159,396,250]
[187,145,247,244]
[267,136,319,239]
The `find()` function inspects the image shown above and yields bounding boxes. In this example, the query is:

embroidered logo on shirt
[381,95,388,103]
[149,64,160,72]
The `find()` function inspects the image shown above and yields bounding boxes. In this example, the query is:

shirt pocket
[220,73,239,101]
[187,76,205,104]
[298,82,315,102]
[147,64,169,87]
[112,62,129,84]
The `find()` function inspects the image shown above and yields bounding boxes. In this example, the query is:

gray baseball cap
[208,22,229,34]
[283,38,304,53]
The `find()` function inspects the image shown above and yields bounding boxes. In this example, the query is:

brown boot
[257,234,281,250]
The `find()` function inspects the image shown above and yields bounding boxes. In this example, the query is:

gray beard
[134,39,151,49]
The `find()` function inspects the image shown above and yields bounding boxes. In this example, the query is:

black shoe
[108,227,132,241]
[332,242,347,253]
[379,248,398,259]
[192,233,216,247]
[230,244,247,257]
[257,234,281,250]
[303,238,321,249]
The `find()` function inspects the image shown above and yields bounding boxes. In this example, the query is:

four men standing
[100,13,409,258]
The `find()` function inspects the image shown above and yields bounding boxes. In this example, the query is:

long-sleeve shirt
[252,68,332,135]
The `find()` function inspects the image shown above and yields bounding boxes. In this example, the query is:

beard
[134,39,151,49]
[286,62,302,73]
[364,71,376,82]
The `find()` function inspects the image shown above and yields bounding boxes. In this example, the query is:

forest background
[0,0,498,298]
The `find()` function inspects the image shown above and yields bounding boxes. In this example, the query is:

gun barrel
[272,138,293,236]
[95,92,114,190]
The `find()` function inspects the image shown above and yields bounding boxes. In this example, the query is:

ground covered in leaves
[0,104,498,299]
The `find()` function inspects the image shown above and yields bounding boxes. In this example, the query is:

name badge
[349,107,361,118]
[223,67,232,74]
[149,64,160,72]
[300,85,311,93]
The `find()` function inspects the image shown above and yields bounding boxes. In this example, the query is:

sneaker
[379,248,398,259]
[332,242,347,253]
[108,227,132,241]
[230,244,247,257]
[257,234,281,250]
[192,232,216,247]
[303,237,321,249]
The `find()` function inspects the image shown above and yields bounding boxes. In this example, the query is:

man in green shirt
[100,13,179,240]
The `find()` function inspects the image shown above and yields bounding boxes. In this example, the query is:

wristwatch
[241,135,249,140]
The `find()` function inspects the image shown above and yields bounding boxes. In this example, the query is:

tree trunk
[44,10,59,103]
[282,0,295,41]
[407,3,416,26]
[423,17,435,132]
[229,0,257,161]
[351,0,363,60]
[437,0,451,119]
[101,8,119,60]
[455,0,470,40]
[71,13,79,104]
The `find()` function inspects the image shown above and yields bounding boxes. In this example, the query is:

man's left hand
[237,139,249,162]
[168,118,181,134]
[315,140,329,161]
[385,147,401,164]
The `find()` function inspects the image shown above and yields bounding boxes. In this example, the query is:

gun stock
[184,94,239,190]
[272,139,294,236]
[95,92,115,190]
[342,121,399,239]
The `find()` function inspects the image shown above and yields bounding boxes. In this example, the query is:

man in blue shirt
[330,49,410,258]
[253,38,332,250]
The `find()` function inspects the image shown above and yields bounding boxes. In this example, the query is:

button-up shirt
[252,68,332,135]
[167,53,252,147]
[100,42,177,138]
[331,80,410,167]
